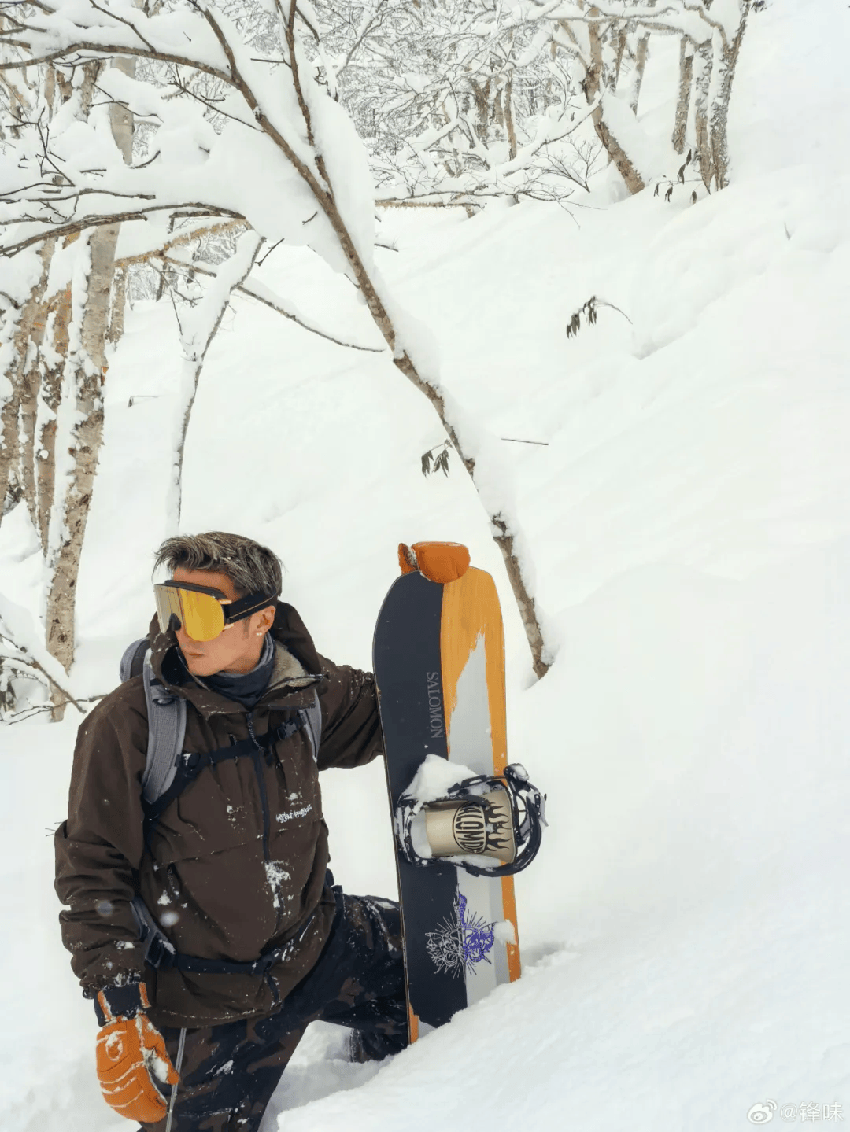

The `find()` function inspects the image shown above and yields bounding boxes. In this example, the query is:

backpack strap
[142,710,313,839]
[141,656,187,807]
[303,689,321,762]
[119,638,150,682]
[129,878,340,1008]
[120,638,320,811]
[118,638,188,807]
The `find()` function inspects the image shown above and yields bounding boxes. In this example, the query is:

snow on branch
[160,254,385,352]
[503,1,745,47]
[0,0,346,272]
[0,593,84,714]
[0,0,555,676]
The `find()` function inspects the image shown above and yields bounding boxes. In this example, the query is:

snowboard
[373,542,521,1041]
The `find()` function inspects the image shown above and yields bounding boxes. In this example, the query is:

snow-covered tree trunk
[503,77,517,161]
[35,281,69,551]
[629,32,650,115]
[613,26,627,85]
[585,7,645,195]
[672,36,694,154]
[692,40,714,189]
[43,59,134,715]
[708,14,749,190]
[44,235,103,698]
[0,239,53,522]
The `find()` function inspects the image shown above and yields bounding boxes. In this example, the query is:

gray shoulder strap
[120,638,149,683]
[303,689,321,762]
[141,656,188,805]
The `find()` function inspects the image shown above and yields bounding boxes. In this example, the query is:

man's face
[170,566,274,677]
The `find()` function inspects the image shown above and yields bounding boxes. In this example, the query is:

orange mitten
[397,542,470,583]
[95,986,179,1123]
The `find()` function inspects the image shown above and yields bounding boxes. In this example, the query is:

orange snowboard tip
[398,542,471,583]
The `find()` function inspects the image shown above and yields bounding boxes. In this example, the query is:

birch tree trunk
[672,36,694,154]
[613,27,627,86]
[586,7,646,194]
[692,40,714,189]
[629,32,650,115]
[503,77,518,161]
[44,60,135,715]
[708,15,749,190]
[0,237,57,520]
[36,283,70,550]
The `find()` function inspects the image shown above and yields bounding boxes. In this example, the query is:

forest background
[0,0,752,702]
[2,2,850,1130]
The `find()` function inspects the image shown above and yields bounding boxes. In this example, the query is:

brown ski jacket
[54,601,384,1030]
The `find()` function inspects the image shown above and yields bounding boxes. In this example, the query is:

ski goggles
[154,580,276,642]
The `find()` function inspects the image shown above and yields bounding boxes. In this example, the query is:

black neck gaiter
[189,632,275,708]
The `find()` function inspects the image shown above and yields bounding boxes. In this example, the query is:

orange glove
[95,985,179,1124]
[398,541,470,583]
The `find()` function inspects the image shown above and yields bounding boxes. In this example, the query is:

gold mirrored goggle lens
[180,588,226,641]
[154,584,226,642]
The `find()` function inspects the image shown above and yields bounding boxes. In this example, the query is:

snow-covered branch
[0,595,84,715]
[0,0,578,679]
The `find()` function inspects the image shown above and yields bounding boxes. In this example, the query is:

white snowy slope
[2,1,850,1129]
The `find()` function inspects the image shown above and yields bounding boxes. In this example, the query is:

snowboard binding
[395,763,546,877]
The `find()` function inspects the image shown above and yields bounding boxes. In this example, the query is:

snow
[404,752,480,804]
[305,74,378,277]
[398,753,482,861]
[599,88,674,184]
[3,1,850,1130]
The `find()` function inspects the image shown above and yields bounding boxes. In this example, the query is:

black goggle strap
[221,591,277,625]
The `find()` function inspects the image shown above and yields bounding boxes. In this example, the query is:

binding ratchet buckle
[395,764,546,878]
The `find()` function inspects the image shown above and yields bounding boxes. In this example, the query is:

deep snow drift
[2,1,849,1129]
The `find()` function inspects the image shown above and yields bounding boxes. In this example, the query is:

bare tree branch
[1,203,243,256]
[161,253,386,352]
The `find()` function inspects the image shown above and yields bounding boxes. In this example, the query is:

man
[55,532,407,1132]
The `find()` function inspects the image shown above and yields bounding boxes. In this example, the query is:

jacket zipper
[246,713,271,862]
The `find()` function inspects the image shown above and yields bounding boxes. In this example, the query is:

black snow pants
[139,892,407,1132]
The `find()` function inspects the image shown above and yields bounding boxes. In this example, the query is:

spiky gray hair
[152,532,283,599]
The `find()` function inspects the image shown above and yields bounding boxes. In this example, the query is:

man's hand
[95,984,179,1123]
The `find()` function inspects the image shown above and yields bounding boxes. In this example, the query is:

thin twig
[500,437,549,446]
[132,148,161,170]
[166,279,187,339]
[88,0,158,53]
[257,237,285,266]
[168,74,261,131]
[1,186,158,206]
[3,703,53,725]
[595,297,633,324]
[250,56,291,68]
[160,254,385,352]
